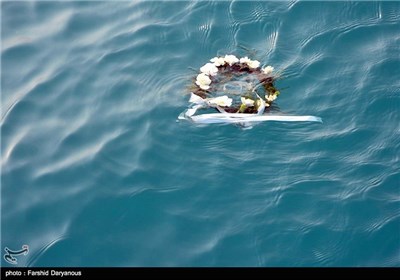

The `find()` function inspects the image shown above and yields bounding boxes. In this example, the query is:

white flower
[239,56,260,69]
[248,60,260,69]
[210,57,226,67]
[241,97,255,107]
[200,63,218,76]
[239,56,251,64]
[265,94,277,102]
[224,54,239,66]
[262,66,274,75]
[189,93,205,104]
[196,73,212,90]
[208,95,233,107]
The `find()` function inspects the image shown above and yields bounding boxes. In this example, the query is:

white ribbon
[178,93,322,125]
[188,114,322,124]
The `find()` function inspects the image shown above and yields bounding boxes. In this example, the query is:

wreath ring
[190,54,280,114]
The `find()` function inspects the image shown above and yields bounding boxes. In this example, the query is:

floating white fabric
[187,114,322,124]
[179,93,322,125]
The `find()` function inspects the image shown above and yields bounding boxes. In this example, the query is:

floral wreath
[190,54,280,114]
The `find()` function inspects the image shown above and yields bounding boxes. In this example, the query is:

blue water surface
[1,1,399,267]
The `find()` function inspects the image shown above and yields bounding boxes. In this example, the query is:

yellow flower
[265,95,277,102]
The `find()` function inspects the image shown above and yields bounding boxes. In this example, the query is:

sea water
[1,1,399,267]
